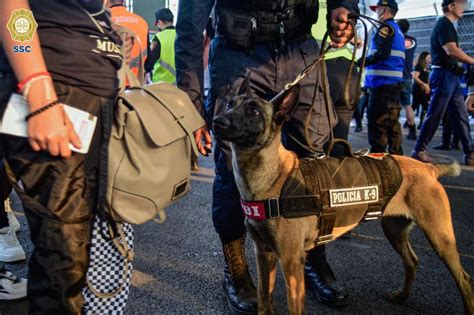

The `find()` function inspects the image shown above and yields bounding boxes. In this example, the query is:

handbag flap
[118,82,205,146]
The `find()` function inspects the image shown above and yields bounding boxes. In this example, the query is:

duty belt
[240,153,403,245]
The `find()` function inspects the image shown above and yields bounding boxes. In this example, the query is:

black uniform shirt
[431,16,458,69]
[27,0,122,98]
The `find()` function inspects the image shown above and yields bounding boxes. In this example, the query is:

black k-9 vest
[214,0,318,49]
[240,153,403,245]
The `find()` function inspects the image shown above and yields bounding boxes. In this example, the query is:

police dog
[212,80,474,315]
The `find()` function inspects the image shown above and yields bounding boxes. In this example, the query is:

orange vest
[110,6,149,77]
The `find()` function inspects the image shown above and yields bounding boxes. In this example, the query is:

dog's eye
[246,106,261,117]
[226,101,234,111]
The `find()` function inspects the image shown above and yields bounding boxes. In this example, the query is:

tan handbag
[106,30,205,224]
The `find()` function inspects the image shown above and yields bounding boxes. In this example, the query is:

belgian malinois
[212,80,473,315]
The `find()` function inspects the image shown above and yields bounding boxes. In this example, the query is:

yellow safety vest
[152,28,177,84]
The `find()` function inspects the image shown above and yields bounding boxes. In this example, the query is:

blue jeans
[415,68,473,154]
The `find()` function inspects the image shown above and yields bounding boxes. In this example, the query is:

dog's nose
[213,116,231,130]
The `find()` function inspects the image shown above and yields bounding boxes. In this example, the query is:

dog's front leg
[280,252,306,315]
[255,244,277,315]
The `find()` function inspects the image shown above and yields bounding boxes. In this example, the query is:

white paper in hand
[0,94,97,154]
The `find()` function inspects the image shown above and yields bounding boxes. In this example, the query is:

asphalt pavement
[1,118,473,315]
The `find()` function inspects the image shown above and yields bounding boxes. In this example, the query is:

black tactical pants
[326,57,359,156]
[367,84,403,155]
[0,72,113,314]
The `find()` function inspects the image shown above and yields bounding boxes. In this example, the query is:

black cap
[442,0,466,6]
[155,8,174,24]
[370,0,399,12]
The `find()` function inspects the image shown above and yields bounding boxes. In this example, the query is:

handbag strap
[140,87,201,157]
[86,220,133,299]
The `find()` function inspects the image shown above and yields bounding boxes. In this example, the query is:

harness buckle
[268,198,280,219]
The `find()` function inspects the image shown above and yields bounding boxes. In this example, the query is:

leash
[271,13,392,154]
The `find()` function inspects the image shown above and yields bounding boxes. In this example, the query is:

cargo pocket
[216,7,257,50]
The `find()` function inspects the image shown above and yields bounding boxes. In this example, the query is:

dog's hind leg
[254,245,277,315]
[415,206,474,315]
[280,251,306,315]
[381,216,419,303]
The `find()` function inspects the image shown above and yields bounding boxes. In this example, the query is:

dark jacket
[175,0,359,117]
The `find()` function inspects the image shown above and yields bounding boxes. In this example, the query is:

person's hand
[466,94,474,113]
[329,7,354,48]
[27,105,82,158]
[194,126,212,156]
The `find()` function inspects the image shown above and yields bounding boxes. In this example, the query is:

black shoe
[403,121,408,129]
[305,247,348,307]
[305,264,348,307]
[451,142,461,150]
[433,143,451,151]
[406,125,417,140]
[221,236,258,314]
[464,153,474,166]
[354,126,363,133]
[411,150,436,163]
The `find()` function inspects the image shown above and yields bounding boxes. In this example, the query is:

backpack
[105,27,205,224]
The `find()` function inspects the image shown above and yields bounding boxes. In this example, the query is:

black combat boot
[305,245,348,307]
[221,235,258,314]
[407,124,417,140]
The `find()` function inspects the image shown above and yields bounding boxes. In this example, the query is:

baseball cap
[154,8,174,25]
[370,0,399,12]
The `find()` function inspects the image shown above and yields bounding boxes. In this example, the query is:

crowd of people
[0,0,473,314]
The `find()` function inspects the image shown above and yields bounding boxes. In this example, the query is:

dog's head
[213,77,300,150]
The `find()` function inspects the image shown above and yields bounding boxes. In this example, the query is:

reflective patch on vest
[329,186,379,207]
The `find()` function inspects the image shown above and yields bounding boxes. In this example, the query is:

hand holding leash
[329,7,354,48]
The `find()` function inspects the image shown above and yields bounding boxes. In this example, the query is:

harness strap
[311,159,336,244]
[358,157,383,220]
[240,195,319,221]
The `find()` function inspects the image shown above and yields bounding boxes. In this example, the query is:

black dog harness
[240,151,403,245]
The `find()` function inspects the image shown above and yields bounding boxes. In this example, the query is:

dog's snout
[213,115,232,130]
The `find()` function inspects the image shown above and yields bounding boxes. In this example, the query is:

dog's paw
[388,289,409,304]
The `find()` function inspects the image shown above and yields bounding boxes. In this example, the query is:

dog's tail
[434,161,461,178]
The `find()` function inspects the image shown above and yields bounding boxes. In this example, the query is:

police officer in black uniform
[176,1,359,313]
[362,0,405,155]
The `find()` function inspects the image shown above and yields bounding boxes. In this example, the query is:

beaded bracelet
[25,100,61,122]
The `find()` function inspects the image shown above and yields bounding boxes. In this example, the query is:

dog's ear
[237,73,253,96]
[272,84,300,124]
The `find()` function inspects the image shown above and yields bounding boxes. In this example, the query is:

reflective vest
[365,19,405,88]
[152,29,176,84]
[110,5,148,77]
[311,0,353,61]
